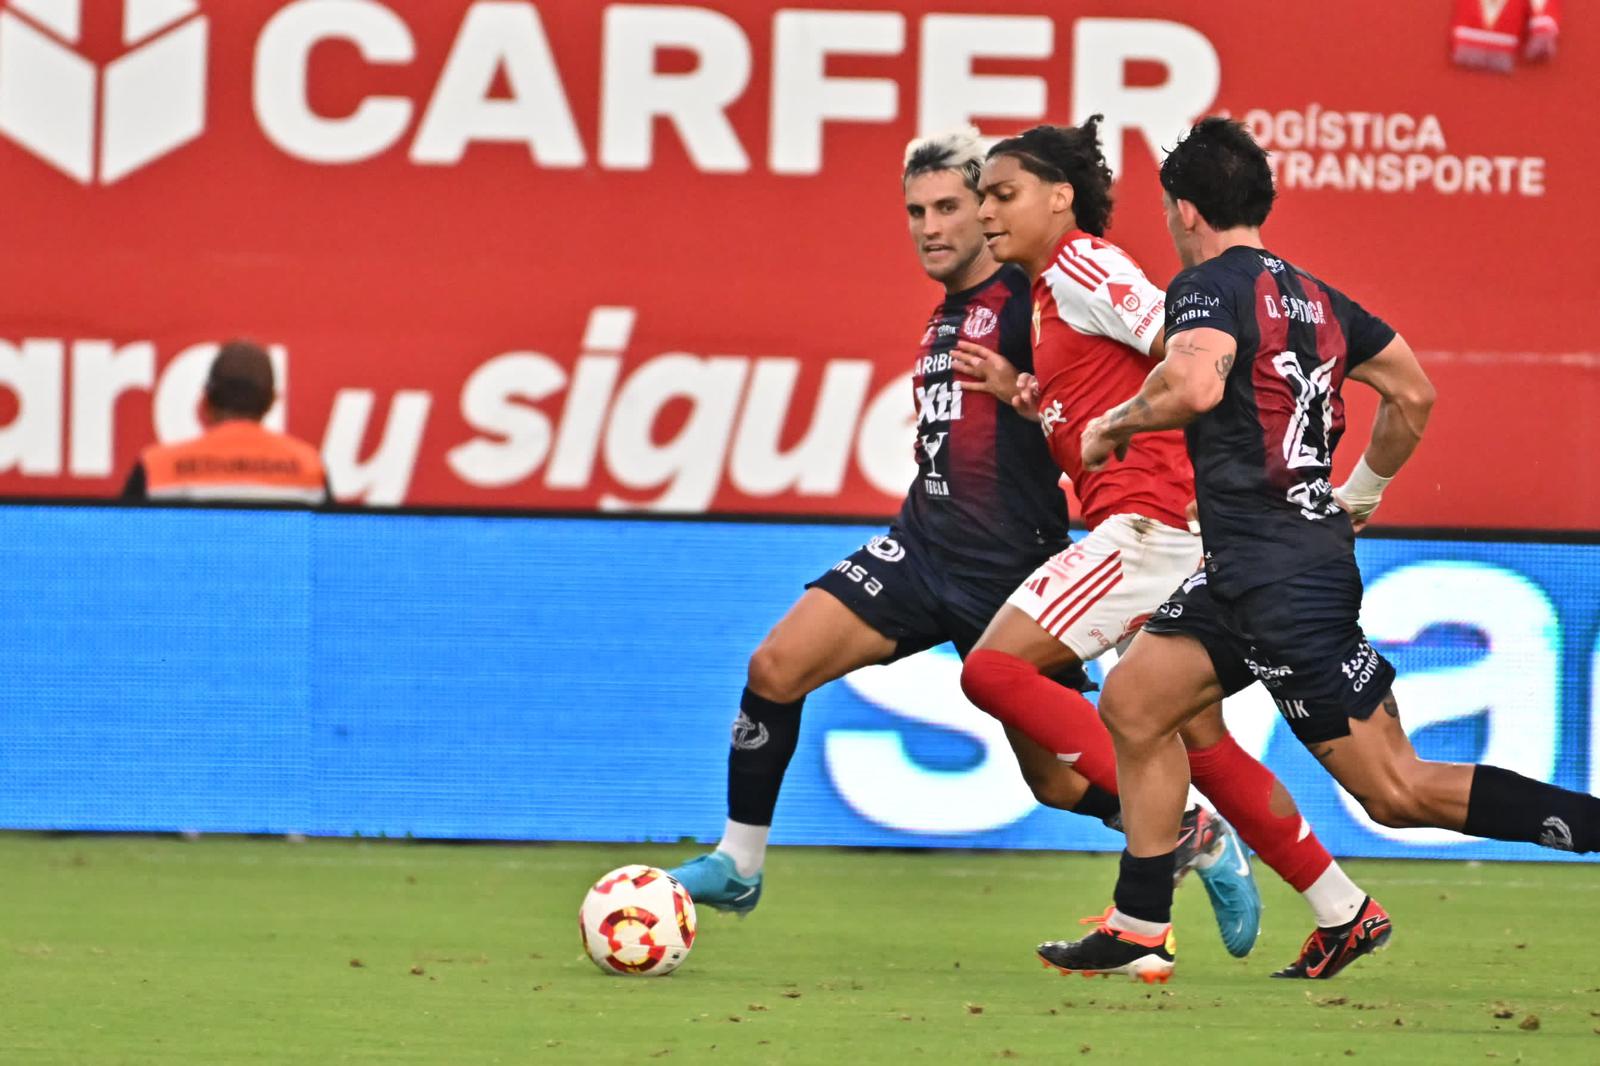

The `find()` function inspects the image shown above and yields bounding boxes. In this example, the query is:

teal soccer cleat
[1194,817,1262,958]
[666,852,763,916]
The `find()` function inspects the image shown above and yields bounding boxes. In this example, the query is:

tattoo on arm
[1099,365,1165,433]
[1215,352,1235,380]
[1103,395,1154,431]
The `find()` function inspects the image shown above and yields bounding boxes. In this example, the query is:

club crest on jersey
[962,306,997,339]
[865,535,906,563]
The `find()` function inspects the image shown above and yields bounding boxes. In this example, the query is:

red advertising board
[0,1,1593,527]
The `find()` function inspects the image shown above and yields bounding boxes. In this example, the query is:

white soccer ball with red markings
[579,865,697,976]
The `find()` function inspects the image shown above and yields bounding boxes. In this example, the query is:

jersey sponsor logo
[1133,304,1162,338]
[731,710,770,751]
[1273,697,1310,719]
[1108,282,1143,315]
[915,380,963,427]
[1245,655,1295,687]
[962,306,997,339]
[917,432,948,484]
[865,535,905,563]
[916,351,955,375]
[1038,399,1067,438]
[1173,292,1220,310]
[1339,639,1382,693]
[830,558,885,596]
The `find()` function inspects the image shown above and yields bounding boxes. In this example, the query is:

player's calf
[1320,696,1600,853]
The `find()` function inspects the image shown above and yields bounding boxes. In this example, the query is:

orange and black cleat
[1272,896,1392,979]
[1037,907,1175,984]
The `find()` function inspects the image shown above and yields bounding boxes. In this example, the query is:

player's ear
[1177,198,1202,232]
[1052,181,1075,216]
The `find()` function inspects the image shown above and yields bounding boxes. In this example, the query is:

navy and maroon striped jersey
[1166,246,1396,598]
[899,264,1071,575]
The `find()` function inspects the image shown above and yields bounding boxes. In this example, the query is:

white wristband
[1336,456,1392,514]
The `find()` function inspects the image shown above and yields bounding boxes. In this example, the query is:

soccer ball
[579,865,697,976]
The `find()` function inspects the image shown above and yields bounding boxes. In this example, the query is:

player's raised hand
[952,340,1021,406]
[1080,416,1129,472]
[1011,373,1043,422]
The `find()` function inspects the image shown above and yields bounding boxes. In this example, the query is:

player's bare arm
[1146,327,1168,362]
[1334,334,1436,532]
[1079,327,1235,472]
[951,339,1022,406]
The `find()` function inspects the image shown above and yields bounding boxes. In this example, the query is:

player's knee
[1097,674,1157,748]
[746,642,809,704]
[960,650,1019,714]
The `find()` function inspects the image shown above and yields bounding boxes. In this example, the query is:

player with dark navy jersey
[1045,117,1600,983]
[666,128,1122,917]
[666,129,1254,928]
[898,262,1069,580]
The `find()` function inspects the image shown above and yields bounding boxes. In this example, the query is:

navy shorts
[806,524,1090,691]
[1141,553,1396,746]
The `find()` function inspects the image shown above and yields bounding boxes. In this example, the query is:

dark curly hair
[1159,117,1276,230]
[986,117,1114,236]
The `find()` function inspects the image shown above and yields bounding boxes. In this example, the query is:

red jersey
[1032,230,1193,532]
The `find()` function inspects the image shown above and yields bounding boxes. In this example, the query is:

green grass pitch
[1,835,1596,1064]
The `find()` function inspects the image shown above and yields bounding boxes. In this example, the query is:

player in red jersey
[954,119,1381,974]
[667,128,1235,922]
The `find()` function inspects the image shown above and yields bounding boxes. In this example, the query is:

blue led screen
[1,505,1595,863]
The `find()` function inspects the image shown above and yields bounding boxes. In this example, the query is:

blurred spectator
[122,340,329,504]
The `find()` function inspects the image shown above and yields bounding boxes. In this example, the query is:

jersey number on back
[1272,350,1340,521]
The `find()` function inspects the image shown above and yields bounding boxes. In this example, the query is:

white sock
[1107,908,1169,939]
[717,819,769,878]
[1302,862,1366,928]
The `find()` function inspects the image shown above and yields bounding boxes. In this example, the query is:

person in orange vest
[122,340,329,504]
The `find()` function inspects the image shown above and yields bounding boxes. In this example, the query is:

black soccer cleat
[1272,896,1392,979]
[1038,908,1176,984]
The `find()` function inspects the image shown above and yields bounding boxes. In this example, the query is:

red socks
[960,649,1119,794]
[962,650,1339,894]
[1187,734,1332,892]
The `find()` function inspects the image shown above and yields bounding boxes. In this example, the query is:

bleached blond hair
[902,126,986,192]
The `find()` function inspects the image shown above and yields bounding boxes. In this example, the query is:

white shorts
[1004,512,1203,661]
